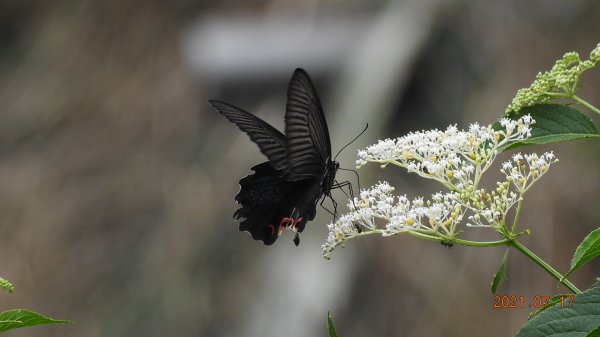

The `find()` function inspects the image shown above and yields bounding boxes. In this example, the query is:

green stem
[349,230,581,293]
[509,239,581,294]
[412,232,512,247]
[572,95,600,117]
[473,163,482,190]
[351,229,513,247]
[510,199,523,233]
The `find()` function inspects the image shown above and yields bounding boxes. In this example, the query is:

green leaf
[495,104,600,151]
[585,324,600,337]
[515,286,600,337]
[328,311,339,337]
[491,249,509,294]
[0,309,71,332]
[565,227,600,279]
[528,294,569,320]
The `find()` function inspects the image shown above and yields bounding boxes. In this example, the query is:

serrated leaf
[0,309,71,332]
[328,311,339,337]
[564,227,600,279]
[494,104,600,152]
[515,286,600,337]
[491,249,509,294]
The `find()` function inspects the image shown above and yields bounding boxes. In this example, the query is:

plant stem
[349,230,581,292]
[350,229,513,247]
[406,230,513,247]
[572,95,600,117]
[509,239,581,294]
[510,199,523,233]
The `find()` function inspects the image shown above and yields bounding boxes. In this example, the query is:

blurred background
[0,0,599,336]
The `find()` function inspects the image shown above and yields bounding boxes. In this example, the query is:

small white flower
[512,153,523,162]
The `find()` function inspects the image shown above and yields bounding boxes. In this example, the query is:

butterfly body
[210,68,337,245]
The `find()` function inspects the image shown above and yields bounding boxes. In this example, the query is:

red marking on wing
[278,216,305,230]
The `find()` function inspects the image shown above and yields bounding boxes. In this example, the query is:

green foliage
[527,294,572,320]
[327,312,339,337]
[0,278,14,294]
[565,227,600,279]
[495,104,600,151]
[491,249,509,294]
[0,309,71,333]
[585,325,600,337]
[515,285,600,337]
[0,277,71,333]
[506,43,600,114]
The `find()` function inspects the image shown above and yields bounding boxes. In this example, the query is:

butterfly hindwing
[234,162,319,245]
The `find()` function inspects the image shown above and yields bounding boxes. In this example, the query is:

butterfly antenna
[333,123,368,161]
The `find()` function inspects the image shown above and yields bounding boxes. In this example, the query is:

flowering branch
[322,116,559,260]
[506,43,600,116]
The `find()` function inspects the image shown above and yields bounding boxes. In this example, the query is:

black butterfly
[210,68,339,246]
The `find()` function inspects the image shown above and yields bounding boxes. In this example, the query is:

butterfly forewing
[284,68,333,180]
[209,100,288,170]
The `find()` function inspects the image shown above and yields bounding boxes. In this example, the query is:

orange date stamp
[493,295,574,309]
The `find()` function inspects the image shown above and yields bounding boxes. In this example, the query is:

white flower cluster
[323,116,558,259]
[467,152,557,227]
[356,116,534,191]
[466,182,519,228]
[322,182,468,259]
[501,152,556,192]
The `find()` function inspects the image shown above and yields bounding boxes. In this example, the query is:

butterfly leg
[332,180,357,210]
[345,181,356,209]
[329,195,338,219]
[336,167,361,193]
[319,197,336,218]
[320,194,339,222]
[333,181,354,198]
